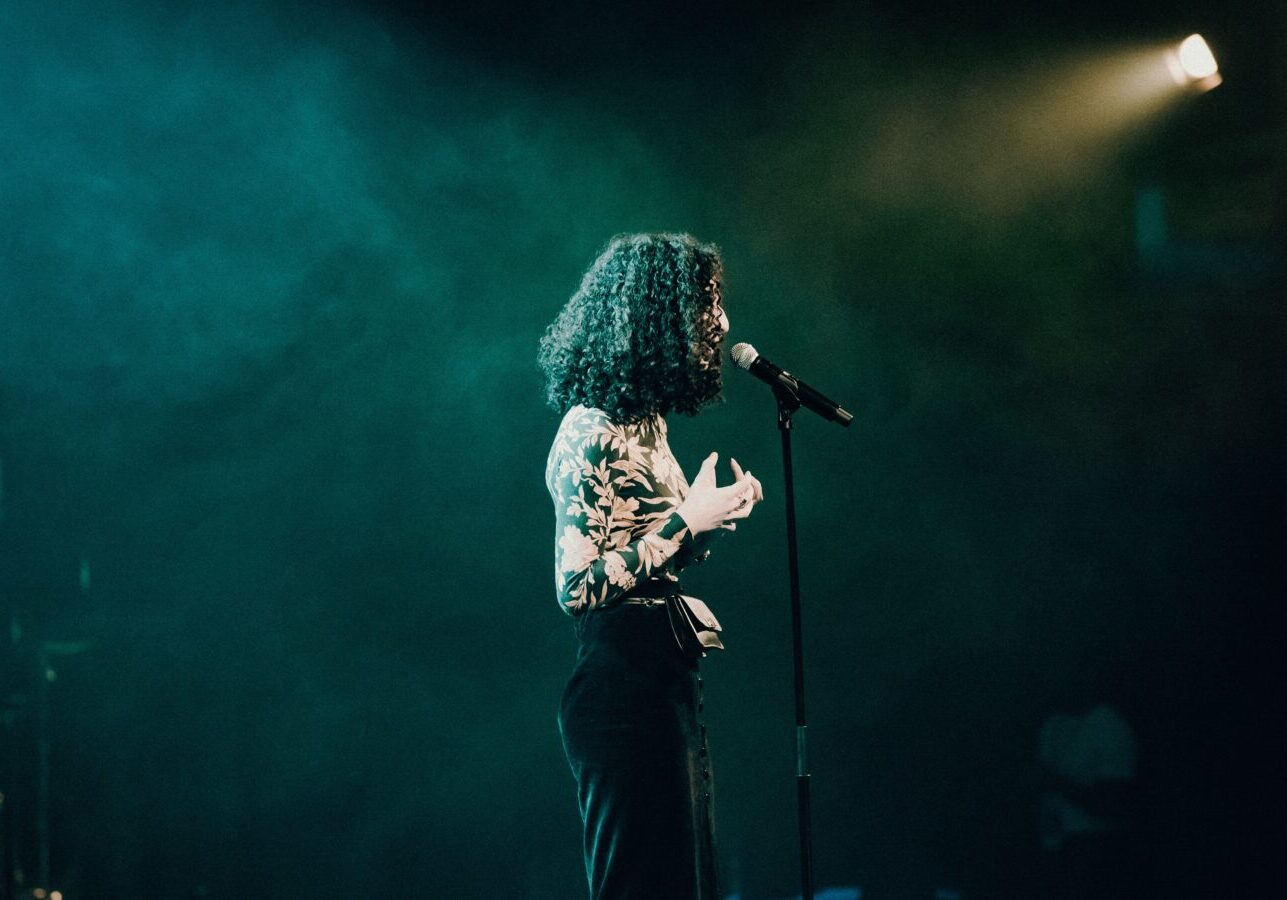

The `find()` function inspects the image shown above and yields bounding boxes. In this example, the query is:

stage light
[1178,34,1218,78]
[1166,34,1221,90]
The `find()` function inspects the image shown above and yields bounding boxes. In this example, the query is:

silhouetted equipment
[1,603,91,900]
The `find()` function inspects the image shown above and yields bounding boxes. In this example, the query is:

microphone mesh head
[731,342,758,370]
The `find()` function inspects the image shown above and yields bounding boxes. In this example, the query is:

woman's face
[694,276,728,371]
[709,277,729,336]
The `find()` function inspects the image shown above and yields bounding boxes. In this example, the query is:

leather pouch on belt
[665,594,724,660]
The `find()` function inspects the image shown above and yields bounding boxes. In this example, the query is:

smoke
[0,0,690,414]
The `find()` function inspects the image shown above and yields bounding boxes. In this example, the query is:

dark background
[1,0,1281,896]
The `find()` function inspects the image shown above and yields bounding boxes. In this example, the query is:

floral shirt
[546,404,713,615]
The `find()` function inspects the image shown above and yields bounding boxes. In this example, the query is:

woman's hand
[676,452,765,536]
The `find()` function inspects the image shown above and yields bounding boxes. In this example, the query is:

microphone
[731,343,854,426]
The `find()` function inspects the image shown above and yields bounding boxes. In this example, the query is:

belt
[613,579,724,660]
[619,578,684,605]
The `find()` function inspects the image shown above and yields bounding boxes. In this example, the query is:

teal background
[1,0,1280,896]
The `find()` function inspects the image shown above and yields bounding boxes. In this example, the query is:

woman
[539,233,764,899]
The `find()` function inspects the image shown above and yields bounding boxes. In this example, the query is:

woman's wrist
[674,506,703,538]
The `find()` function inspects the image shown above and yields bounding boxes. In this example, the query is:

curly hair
[538,233,726,423]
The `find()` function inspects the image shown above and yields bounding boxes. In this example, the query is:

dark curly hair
[538,233,726,423]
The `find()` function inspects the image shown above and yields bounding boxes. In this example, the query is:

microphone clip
[773,379,802,429]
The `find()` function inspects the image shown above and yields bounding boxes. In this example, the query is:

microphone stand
[773,382,814,900]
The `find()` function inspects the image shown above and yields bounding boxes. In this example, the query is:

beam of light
[842,43,1206,218]
[1165,34,1222,90]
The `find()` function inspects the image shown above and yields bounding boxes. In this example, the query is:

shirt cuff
[660,509,696,549]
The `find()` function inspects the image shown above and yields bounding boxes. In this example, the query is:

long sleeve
[548,409,698,615]
[673,529,714,571]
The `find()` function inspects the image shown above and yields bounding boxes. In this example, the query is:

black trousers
[559,601,720,899]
